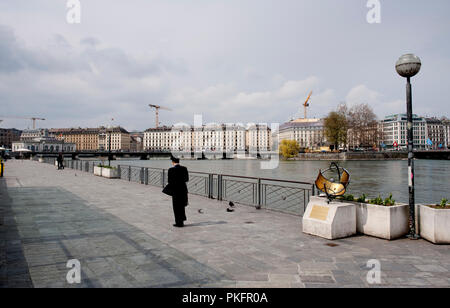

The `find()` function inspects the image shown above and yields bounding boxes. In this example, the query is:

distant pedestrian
[163,155,189,227]
[57,153,64,170]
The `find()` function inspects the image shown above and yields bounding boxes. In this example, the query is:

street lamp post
[108,128,112,167]
[395,53,421,239]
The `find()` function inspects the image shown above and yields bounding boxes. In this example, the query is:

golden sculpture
[315,162,350,201]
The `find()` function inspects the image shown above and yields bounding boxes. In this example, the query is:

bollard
[0,161,3,177]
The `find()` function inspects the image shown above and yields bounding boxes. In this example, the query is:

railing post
[208,174,213,199]
[162,169,166,188]
[140,167,144,184]
[312,184,315,196]
[144,168,148,185]
[117,165,121,178]
[256,178,262,209]
[128,165,131,181]
[217,174,222,201]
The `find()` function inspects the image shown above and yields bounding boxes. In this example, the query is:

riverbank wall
[291,152,408,161]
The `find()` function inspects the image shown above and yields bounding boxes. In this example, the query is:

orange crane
[303,91,313,119]
[148,104,172,128]
[0,116,45,129]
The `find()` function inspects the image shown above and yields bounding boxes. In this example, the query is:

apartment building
[246,124,272,153]
[425,118,446,149]
[380,114,427,150]
[50,128,100,151]
[98,127,131,151]
[278,118,326,150]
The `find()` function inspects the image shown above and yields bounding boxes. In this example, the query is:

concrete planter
[419,205,450,244]
[94,166,102,176]
[355,202,409,240]
[101,167,119,179]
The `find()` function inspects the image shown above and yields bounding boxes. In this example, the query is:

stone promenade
[1,160,449,288]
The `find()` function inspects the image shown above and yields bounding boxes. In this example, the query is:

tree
[324,111,348,150]
[279,140,300,159]
[346,103,381,149]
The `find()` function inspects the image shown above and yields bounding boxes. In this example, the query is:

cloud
[0,25,187,131]
[166,76,336,124]
[345,85,404,118]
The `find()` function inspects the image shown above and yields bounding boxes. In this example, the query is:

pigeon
[226,208,234,212]
[229,201,235,207]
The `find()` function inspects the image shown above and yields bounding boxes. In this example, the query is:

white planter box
[101,167,119,179]
[94,166,102,176]
[419,205,450,244]
[303,196,356,240]
[355,202,409,240]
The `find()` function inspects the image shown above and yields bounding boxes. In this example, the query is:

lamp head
[396,54,421,78]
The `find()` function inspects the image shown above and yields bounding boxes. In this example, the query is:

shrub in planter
[420,198,450,244]
[355,193,408,240]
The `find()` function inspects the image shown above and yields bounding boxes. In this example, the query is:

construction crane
[148,104,172,128]
[302,91,313,119]
[0,116,45,129]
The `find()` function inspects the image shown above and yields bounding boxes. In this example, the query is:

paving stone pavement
[1,160,449,288]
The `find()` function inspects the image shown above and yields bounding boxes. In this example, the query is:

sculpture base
[302,196,356,240]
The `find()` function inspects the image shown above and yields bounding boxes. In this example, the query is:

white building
[381,114,426,150]
[12,139,76,153]
[445,120,450,149]
[246,124,272,153]
[143,126,172,151]
[20,129,49,142]
[143,123,256,155]
[171,124,193,152]
[278,118,326,150]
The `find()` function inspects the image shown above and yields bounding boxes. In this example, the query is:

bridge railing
[38,158,315,216]
[116,165,315,216]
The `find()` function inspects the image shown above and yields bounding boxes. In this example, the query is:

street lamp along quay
[395,53,421,239]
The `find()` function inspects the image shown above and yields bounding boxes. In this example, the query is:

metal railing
[37,157,315,216]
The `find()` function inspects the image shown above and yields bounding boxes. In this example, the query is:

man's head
[171,155,180,165]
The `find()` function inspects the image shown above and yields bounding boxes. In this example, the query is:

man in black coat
[57,153,64,170]
[167,156,189,227]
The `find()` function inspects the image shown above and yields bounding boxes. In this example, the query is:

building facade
[0,128,21,148]
[424,118,446,149]
[12,139,76,153]
[143,123,265,154]
[246,124,272,153]
[98,127,131,151]
[278,118,326,150]
[20,129,49,142]
[143,126,172,151]
[50,128,100,151]
[380,114,427,150]
[130,132,144,152]
[444,120,450,149]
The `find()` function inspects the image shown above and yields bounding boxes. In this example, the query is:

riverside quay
[0,158,449,288]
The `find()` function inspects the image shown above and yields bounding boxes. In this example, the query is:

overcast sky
[0,0,449,131]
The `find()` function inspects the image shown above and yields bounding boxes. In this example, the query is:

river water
[101,158,449,205]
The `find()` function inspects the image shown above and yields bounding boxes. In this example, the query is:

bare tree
[346,103,381,149]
